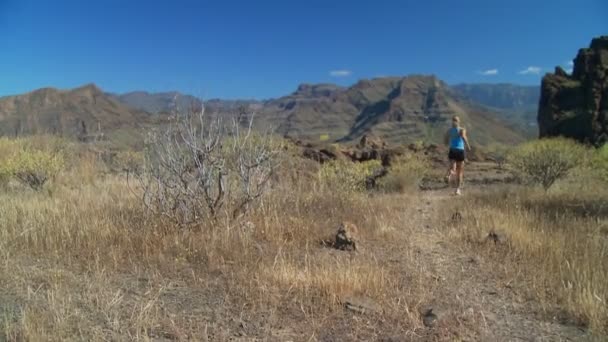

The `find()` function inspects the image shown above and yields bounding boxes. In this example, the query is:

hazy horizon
[0,76,544,101]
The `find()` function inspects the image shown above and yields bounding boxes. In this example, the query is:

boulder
[334,222,359,251]
[358,134,387,150]
[302,147,336,163]
[421,308,438,328]
[538,36,608,146]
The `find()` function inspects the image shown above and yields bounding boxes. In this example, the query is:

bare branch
[132,101,278,228]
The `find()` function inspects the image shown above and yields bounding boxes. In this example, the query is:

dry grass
[3,135,605,340]
[443,183,608,335]
[0,146,426,340]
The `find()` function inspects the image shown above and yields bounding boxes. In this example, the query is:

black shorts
[448,148,465,162]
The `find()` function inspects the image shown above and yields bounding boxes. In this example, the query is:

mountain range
[0,76,541,146]
[452,83,539,136]
[0,84,149,138]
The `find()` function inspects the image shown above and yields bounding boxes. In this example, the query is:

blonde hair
[452,116,460,123]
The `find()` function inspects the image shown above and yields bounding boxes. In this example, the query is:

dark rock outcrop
[334,222,358,251]
[302,147,337,164]
[343,134,393,165]
[538,36,608,146]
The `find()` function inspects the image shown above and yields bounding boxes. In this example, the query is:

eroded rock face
[538,36,608,146]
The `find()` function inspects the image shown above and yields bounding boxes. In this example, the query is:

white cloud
[479,69,498,76]
[329,70,352,77]
[518,66,542,75]
[563,61,574,74]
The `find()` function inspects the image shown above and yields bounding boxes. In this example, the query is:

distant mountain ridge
[0,84,149,138]
[110,91,261,115]
[451,83,540,136]
[109,91,201,114]
[451,83,539,111]
[256,76,527,145]
[0,78,539,146]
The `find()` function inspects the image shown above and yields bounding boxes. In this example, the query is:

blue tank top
[449,127,465,150]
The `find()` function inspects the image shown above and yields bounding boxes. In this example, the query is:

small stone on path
[422,308,438,327]
[344,296,382,314]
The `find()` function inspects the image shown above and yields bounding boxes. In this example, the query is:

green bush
[318,159,382,193]
[0,137,67,191]
[0,138,20,188]
[6,147,64,191]
[379,154,429,193]
[592,144,608,183]
[0,164,10,188]
[508,138,588,191]
[486,143,510,169]
[113,150,144,174]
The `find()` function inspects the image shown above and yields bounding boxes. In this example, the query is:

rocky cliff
[538,36,608,146]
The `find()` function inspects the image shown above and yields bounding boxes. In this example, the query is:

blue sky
[1,0,606,99]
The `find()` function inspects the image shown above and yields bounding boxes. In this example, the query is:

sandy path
[408,188,591,341]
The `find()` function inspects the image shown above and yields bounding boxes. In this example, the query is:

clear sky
[1,0,606,99]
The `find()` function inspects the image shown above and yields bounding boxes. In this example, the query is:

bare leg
[456,161,464,189]
[446,160,456,184]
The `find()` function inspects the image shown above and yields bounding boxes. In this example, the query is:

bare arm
[461,129,472,151]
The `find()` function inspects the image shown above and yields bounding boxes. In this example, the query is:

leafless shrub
[132,104,278,227]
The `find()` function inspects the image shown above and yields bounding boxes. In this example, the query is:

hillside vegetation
[0,128,606,340]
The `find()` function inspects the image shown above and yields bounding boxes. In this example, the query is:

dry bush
[0,130,434,339]
[508,138,589,191]
[445,186,608,334]
[379,153,429,193]
[133,106,279,227]
[113,150,144,174]
[0,156,421,339]
[317,159,382,193]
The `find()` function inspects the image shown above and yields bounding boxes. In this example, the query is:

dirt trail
[409,186,591,341]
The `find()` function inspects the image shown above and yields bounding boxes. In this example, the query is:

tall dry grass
[0,138,425,340]
[443,183,608,335]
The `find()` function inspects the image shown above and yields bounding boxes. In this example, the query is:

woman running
[444,116,471,195]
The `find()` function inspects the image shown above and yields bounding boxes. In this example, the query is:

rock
[342,147,391,164]
[430,274,445,282]
[344,296,381,314]
[302,147,336,163]
[334,222,358,251]
[538,35,608,146]
[486,230,507,245]
[421,308,438,327]
[365,167,389,189]
[358,134,387,150]
[555,66,568,77]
